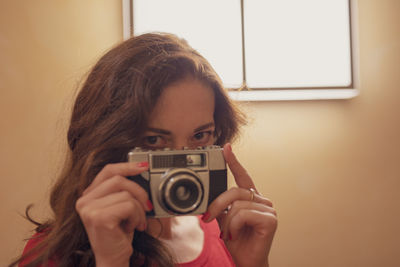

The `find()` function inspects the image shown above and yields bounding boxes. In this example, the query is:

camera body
[127,145,227,218]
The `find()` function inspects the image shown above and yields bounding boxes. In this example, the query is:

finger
[79,198,146,233]
[77,191,142,213]
[217,200,276,239]
[219,200,277,240]
[227,209,278,242]
[228,200,277,217]
[223,143,257,192]
[91,191,147,232]
[80,175,152,212]
[119,200,147,232]
[101,200,146,233]
[83,162,149,195]
[203,187,271,223]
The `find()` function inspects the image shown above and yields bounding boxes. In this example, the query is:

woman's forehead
[147,78,215,133]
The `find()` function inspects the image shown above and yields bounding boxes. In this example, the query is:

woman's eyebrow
[147,122,214,136]
[147,127,171,135]
[193,122,215,133]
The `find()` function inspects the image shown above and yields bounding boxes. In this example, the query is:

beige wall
[0,0,123,264]
[1,0,399,266]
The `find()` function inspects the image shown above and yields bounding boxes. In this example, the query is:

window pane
[244,0,352,88]
[134,0,243,88]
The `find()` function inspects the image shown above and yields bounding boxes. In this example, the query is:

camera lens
[162,170,203,214]
[170,180,199,207]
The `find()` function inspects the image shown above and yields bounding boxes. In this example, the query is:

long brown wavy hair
[10,32,246,267]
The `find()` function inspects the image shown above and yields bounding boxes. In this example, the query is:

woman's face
[143,77,215,150]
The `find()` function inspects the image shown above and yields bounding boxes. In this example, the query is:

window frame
[122,0,359,101]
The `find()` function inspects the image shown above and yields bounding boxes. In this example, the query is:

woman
[12,33,277,267]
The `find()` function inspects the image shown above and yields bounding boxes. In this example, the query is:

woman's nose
[171,139,189,150]
[172,144,185,150]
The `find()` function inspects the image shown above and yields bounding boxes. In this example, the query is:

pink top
[20,218,235,266]
[178,218,235,266]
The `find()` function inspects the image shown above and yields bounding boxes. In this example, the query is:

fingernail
[137,161,149,168]
[147,200,153,210]
[228,233,232,241]
[219,231,224,239]
[201,212,210,222]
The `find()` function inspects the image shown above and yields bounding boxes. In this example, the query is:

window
[122,0,359,101]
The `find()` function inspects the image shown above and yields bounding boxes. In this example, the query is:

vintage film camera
[127,145,227,218]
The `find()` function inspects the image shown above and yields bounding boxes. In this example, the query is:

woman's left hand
[202,143,278,267]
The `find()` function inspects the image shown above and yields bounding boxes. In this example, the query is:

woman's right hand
[75,162,153,267]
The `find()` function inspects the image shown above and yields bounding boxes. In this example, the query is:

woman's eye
[194,132,205,140]
[146,136,158,144]
[193,131,213,143]
[143,136,166,147]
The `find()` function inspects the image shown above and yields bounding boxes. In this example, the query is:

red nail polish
[201,212,210,222]
[147,200,153,210]
[219,231,224,239]
[137,161,149,168]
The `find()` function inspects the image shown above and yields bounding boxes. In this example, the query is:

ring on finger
[223,204,232,214]
[249,188,256,202]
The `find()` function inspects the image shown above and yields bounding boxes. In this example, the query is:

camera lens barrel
[161,169,204,214]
